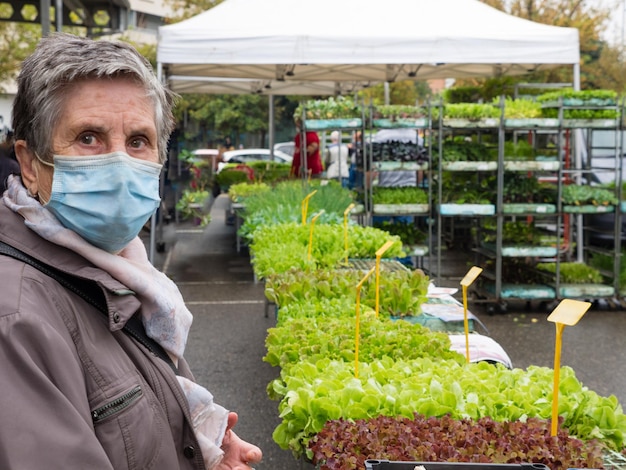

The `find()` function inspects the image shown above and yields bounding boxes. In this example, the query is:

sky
[591,0,625,45]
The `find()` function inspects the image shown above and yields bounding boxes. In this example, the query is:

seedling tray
[365,460,550,470]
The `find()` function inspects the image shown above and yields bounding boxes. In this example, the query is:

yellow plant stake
[343,203,356,265]
[375,240,395,318]
[301,189,317,225]
[547,299,591,436]
[307,210,325,261]
[459,266,483,364]
[354,266,375,378]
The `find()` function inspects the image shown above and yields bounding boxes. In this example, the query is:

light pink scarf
[3,175,228,469]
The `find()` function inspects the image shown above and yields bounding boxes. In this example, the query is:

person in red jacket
[290,117,323,178]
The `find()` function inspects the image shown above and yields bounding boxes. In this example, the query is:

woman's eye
[129,137,148,149]
[79,134,96,145]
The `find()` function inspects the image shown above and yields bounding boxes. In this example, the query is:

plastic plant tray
[563,204,614,214]
[365,460,551,470]
[304,118,362,130]
[502,203,556,214]
[504,118,560,128]
[441,161,497,171]
[371,118,429,128]
[558,283,614,298]
[442,118,499,128]
[484,283,556,300]
[500,246,558,257]
[372,161,429,171]
[439,204,495,216]
[373,204,429,215]
[503,160,560,171]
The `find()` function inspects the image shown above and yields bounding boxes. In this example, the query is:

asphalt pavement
[148,194,626,470]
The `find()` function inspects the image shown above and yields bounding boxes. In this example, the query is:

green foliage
[239,180,355,239]
[270,357,626,457]
[250,222,404,279]
[265,267,430,319]
[562,185,619,206]
[214,168,250,188]
[373,221,427,246]
[502,139,537,160]
[372,186,428,204]
[227,182,271,202]
[265,312,462,374]
[537,262,603,284]
[501,97,543,119]
[175,189,211,226]
[590,249,626,293]
[443,85,483,103]
[373,104,426,119]
[444,103,500,120]
[295,96,361,120]
[436,140,496,163]
[481,219,545,246]
[437,173,494,204]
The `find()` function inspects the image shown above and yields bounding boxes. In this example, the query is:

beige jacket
[0,202,205,469]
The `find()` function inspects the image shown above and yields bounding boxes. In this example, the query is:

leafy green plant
[309,414,605,470]
[435,140,496,163]
[373,220,427,246]
[501,97,542,119]
[443,103,500,120]
[214,167,250,188]
[537,262,603,284]
[480,219,545,246]
[175,189,211,226]
[250,222,404,278]
[265,312,463,374]
[372,186,428,204]
[562,185,618,206]
[295,96,361,120]
[269,357,626,457]
[228,182,271,202]
[373,104,426,119]
[437,173,493,204]
[239,180,355,240]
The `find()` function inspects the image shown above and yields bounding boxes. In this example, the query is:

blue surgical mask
[41,151,162,253]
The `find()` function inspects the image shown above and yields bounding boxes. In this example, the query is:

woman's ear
[14,140,38,193]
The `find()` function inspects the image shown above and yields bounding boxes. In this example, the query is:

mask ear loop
[34,151,54,168]
[30,152,55,203]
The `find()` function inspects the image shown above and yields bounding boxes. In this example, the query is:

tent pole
[572,62,584,262]
[148,62,165,265]
[269,95,275,160]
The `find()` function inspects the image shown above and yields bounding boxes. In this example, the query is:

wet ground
[146,194,626,470]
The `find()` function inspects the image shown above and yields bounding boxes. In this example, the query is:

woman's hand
[216,412,262,470]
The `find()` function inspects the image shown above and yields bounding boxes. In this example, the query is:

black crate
[364,461,551,470]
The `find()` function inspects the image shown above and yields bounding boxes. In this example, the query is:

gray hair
[12,33,177,164]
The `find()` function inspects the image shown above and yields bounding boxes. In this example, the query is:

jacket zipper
[91,385,143,424]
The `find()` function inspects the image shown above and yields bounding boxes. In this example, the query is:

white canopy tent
[152,0,582,262]
[157,0,581,93]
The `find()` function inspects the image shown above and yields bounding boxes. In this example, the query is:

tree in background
[473,0,625,94]
[0,5,40,93]
[358,80,433,106]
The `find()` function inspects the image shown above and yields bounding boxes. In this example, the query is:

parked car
[274,141,295,157]
[582,130,626,247]
[217,148,292,172]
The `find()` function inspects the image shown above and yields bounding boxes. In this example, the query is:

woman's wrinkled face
[36,77,159,202]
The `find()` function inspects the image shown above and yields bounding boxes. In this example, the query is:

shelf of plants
[426,91,625,311]
[225,175,626,470]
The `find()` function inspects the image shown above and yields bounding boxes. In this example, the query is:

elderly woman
[0,33,262,469]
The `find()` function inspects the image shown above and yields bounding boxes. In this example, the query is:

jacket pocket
[91,385,142,423]
[90,377,166,470]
